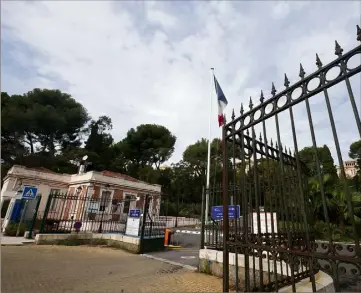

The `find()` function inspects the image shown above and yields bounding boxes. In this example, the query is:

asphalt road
[148,229,201,268]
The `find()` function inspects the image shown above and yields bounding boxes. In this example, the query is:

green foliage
[4,222,28,237]
[298,145,338,180]
[120,124,176,170]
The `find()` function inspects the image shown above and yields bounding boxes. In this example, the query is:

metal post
[27,195,42,239]
[165,196,169,228]
[98,201,105,233]
[40,194,53,233]
[139,194,149,254]
[175,191,179,228]
[16,199,28,237]
[222,124,229,292]
[200,186,206,249]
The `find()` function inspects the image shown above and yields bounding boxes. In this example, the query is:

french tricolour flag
[214,75,228,127]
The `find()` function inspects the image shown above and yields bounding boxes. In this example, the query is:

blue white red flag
[213,75,228,127]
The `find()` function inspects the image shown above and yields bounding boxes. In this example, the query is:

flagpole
[205,68,214,224]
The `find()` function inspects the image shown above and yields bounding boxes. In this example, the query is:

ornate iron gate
[221,25,361,292]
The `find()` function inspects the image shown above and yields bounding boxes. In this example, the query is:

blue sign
[211,205,240,220]
[21,186,38,200]
[129,209,141,218]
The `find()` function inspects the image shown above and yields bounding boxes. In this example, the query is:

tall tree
[120,124,176,170]
[84,116,116,171]
[349,140,361,171]
[2,89,89,156]
[298,145,338,180]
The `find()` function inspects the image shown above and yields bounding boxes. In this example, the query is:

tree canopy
[1,88,360,224]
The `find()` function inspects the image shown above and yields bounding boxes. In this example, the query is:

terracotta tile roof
[101,170,139,182]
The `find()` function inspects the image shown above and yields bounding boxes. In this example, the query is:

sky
[1,1,361,166]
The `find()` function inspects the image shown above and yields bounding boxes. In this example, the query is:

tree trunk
[26,133,34,154]
[339,217,345,232]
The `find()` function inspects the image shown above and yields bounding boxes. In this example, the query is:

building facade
[1,165,162,229]
[337,160,358,178]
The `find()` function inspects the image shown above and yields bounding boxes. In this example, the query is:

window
[123,195,132,214]
[99,190,111,212]
[50,189,60,211]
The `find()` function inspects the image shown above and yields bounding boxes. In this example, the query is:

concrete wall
[35,232,165,254]
[199,249,334,292]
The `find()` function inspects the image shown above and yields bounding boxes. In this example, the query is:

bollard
[164,228,172,246]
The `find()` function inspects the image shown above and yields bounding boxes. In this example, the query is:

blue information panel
[211,205,240,220]
[21,186,38,200]
[129,209,141,218]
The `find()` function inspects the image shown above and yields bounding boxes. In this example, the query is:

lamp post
[98,184,110,233]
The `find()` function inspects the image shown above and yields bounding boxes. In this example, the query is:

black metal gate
[220,25,361,292]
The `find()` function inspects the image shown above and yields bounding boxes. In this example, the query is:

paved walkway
[0,234,35,246]
[1,245,223,293]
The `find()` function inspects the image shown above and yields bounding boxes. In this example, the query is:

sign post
[125,209,141,236]
[211,205,241,220]
[16,186,38,237]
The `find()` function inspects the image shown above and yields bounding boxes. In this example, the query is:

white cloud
[1,0,360,166]
[147,6,178,28]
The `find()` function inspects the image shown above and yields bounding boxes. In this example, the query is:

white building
[337,160,358,178]
[1,165,162,229]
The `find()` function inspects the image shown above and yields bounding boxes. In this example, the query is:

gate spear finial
[357,25,361,41]
[240,103,244,115]
[231,108,235,120]
[249,96,254,110]
[271,83,277,96]
[284,74,290,88]
[335,40,343,57]
[316,53,323,69]
[260,90,265,103]
[299,63,306,79]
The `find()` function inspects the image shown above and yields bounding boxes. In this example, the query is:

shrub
[4,223,28,237]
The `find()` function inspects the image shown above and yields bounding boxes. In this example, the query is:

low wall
[35,232,165,254]
[57,221,125,233]
[157,216,201,228]
[199,249,334,292]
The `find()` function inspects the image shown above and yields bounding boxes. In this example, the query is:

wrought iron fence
[209,25,361,292]
[139,194,166,238]
[39,192,136,234]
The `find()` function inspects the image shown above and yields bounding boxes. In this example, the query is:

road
[147,228,201,268]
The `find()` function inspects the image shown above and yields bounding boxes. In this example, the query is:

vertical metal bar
[274,111,296,291]
[251,128,264,291]
[288,101,318,286]
[322,86,360,257]
[259,134,272,288]
[231,131,239,291]
[139,194,149,254]
[261,121,279,291]
[240,131,251,291]
[339,60,361,137]
[40,194,53,233]
[200,186,206,249]
[222,125,230,292]
[28,195,42,239]
[272,143,285,286]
